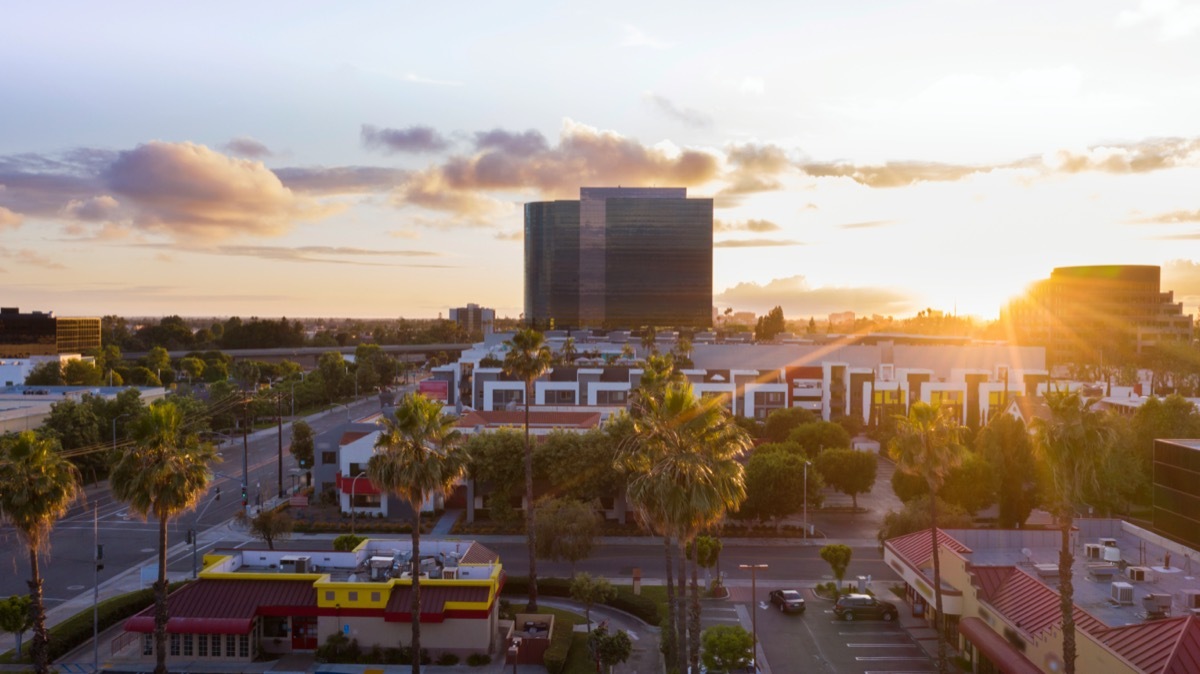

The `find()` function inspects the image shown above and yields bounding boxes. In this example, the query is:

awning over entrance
[959,617,1042,674]
[124,616,253,635]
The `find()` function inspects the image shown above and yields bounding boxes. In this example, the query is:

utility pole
[739,563,768,672]
[277,391,284,498]
[242,397,250,517]
[93,504,101,673]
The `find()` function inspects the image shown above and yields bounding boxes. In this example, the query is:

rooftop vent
[1111,582,1134,606]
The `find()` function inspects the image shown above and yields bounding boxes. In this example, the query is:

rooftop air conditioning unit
[1183,590,1200,610]
[1112,582,1134,605]
[1099,537,1118,548]
[1143,594,1172,617]
[1127,566,1153,583]
[1103,546,1122,563]
[1085,544,1103,560]
[294,556,310,574]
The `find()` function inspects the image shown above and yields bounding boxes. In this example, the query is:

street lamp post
[803,460,812,539]
[111,412,133,451]
[509,637,521,674]
[350,472,368,535]
[739,563,768,673]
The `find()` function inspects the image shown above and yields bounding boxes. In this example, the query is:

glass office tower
[525,187,713,329]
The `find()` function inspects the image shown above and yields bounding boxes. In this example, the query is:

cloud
[400,119,719,216]
[388,229,420,240]
[274,166,408,194]
[621,25,672,49]
[1044,137,1200,174]
[838,220,892,230]
[1156,232,1200,240]
[62,195,120,221]
[716,275,913,316]
[361,124,451,154]
[800,160,986,188]
[1163,259,1200,310]
[102,141,331,239]
[714,238,803,248]
[137,242,450,267]
[0,247,65,269]
[1117,0,1200,39]
[1131,209,1200,224]
[0,206,22,228]
[473,129,549,156]
[721,143,791,198]
[714,218,781,233]
[644,93,712,128]
[495,230,523,241]
[740,77,765,95]
[223,137,273,158]
[402,72,462,86]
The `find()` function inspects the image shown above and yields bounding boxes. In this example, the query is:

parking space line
[856,656,933,661]
[846,643,920,648]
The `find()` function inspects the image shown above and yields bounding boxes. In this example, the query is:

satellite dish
[1021,548,1034,563]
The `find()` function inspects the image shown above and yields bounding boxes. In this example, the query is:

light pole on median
[739,563,768,673]
[803,459,812,539]
[111,412,133,451]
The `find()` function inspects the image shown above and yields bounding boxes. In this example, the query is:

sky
[3,0,1200,321]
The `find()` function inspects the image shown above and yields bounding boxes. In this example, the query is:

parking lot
[703,586,935,674]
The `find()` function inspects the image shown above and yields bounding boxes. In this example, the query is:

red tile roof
[124,580,315,634]
[984,567,1103,641]
[886,528,972,570]
[340,430,372,445]
[968,565,1015,602]
[384,584,491,622]
[457,410,601,430]
[1098,615,1200,674]
[460,542,500,565]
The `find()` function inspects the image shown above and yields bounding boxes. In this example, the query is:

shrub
[467,653,492,667]
[501,576,660,625]
[437,652,460,666]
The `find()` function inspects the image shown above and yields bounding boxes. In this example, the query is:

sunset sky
[3,1,1199,321]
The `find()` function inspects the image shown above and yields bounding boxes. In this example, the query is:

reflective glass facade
[525,188,712,328]
[0,308,101,357]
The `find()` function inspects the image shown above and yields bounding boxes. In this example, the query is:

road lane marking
[847,643,919,648]
[856,656,933,661]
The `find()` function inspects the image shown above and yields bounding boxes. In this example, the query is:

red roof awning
[959,617,1042,674]
[338,472,381,495]
[124,616,253,635]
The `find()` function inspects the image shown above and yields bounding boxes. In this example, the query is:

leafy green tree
[693,535,723,593]
[754,305,786,341]
[591,624,633,674]
[464,429,525,525]
[332,534,365,551]
[820,543,853,590]
[0,432,80,674]
[290,420,315,484]
[0,594,33,658]
[976,414,1040,527]
[317,351,349,402]
[534,498,601,576]
[763,407,817,443]
[178,357,205,382]
[109,401,215,674]
[63,359,104,385]
[502,328,553,611]
[249,508,293,550]
[1131,395,1200,477]
[740,450,812,527]
[815,448,877,509]
[937,452,996,515]
[1033,390,1112,674]
[889,402,964,674]
[535,429,624,504]
[368,393,466,674]
[701,625,753,673]
[202,359,229,383]
[23,361,63,386]
[570,572,616,631]
[787,421,851,457]
[144,346,171,376]
[878,495,973,544]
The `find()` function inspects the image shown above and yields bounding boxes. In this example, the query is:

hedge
[0,580,189,664]
[501,576,660,626]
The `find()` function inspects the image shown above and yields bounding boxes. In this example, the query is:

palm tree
[369,393,466,674]
[889,402,964,674]
[1033,389,1110,674]
[640,326,658,356]
[110,401,215,674]
[560,336,577,364]
[623,383,749,674]
[502,328,553,611]
[0,432,80,674]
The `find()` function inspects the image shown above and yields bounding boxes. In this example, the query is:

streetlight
[803,460,813,539]
[349,472,368,535]
[508,636,521,674]
[334,403,352,423]
[739,563,768,673]
[111,412,133,451]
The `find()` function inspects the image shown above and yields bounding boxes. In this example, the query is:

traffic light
[186,529,195,545]
[241,484,248,507]
[96,544,104,572]
[215,486,221,501]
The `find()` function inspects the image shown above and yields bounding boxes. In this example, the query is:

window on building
[211,634,222,656]
[493,389,524,405]
[198,632,208,657]
[547,389,576,404]
[143,634,153,656]
[226,635,236,657]
[239,634,250,658]
[351,493,381,508]
[348,462,365,475]
[325,590,336,601]
[322,451,336,465]
[262,616,288,638]
[183,634,193,657]
[348,591,359,602]
[371,592,382,602]
[169,634,181,656]
[597,390,627,405]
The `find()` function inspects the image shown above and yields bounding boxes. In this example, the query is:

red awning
[959,617,1043,674]
[124,616,253,635]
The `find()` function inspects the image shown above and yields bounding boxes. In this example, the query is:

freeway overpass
[125,343,472,367]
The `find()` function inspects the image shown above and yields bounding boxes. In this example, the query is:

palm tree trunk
[675,539,689,674]
[155,513,169,674]
[1059,515,1076,674]
[929,497,947,674]
[412,512,422,674]
[688,539,702,674]
[661,535,677,669]
[524,379,538,612]
[27,547,49,674]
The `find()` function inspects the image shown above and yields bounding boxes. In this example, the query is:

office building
[0,307,101,357]
[1153,439,1200,550]
[1002,265,1193,367]
[449,303,495,338]
[525,187,713,329]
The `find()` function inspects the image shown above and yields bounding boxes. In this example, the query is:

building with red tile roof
[884,521,1200,674]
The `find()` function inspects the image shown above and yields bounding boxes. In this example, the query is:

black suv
[833,594,898,622]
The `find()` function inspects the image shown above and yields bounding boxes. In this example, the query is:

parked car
[833,594,897,621]
[768,589,806,613]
